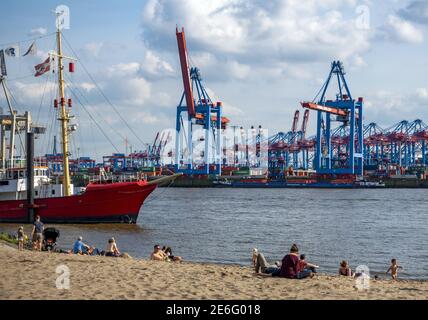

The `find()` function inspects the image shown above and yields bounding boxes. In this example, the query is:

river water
[1,188,427,279]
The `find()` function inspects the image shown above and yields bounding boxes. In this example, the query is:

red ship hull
[0,180,157,223]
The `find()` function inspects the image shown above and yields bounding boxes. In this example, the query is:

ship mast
[56,17,71,196]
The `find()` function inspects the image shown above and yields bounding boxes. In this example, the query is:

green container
[233,170,249,176]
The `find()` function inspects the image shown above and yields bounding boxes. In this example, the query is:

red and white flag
[34,57,50,77]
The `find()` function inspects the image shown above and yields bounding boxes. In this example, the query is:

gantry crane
[174,27,229,175]
[301,61,364,176]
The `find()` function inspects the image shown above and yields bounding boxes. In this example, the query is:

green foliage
[0,232,18,245]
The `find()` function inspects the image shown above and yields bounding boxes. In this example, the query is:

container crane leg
[187,118,193,171]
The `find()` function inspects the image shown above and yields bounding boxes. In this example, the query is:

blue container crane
[174,27,229,175]
[301,61,364,176]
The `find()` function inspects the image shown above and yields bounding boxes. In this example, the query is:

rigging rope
[35,68,52,125]
[0,32,55,47]
[66,84,120,153]
[64,74,127,143]
[3,81,26,156]
[61,34,147,148]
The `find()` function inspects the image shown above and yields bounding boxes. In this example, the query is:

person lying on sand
[73,236,90,255]
[255,244,313,279]
[162,246,182,262]
[386,258,403,280]
[105,238,121,257]
[299,254,319,273]
[253,248,281,275]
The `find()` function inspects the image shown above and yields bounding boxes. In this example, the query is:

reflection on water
[1,188,427,279]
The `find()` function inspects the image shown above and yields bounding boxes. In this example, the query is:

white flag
[23,42,37,56]
[5,45,19,57]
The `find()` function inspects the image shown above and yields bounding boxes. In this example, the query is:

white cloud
[120,77,151,105]
[82,42,105,57]
[226,60,250,80]
[205,87,244,116]
[28,27,47,36]
[102,62,152,105]
[416,88,428,99]
[141,0,372,79]
[78,82,96,92]
[399,1,428,25]
[151,91,173,108]
[379,15,424,44]
[130,111,161,124]
[108,62,140,77]
[364,88,428,126]
[141,50,174,75]
[13,81,56,101]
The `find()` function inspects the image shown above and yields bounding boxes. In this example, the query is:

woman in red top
[278,244,313,279]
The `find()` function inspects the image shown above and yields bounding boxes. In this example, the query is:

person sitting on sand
[253,248,281,275]
[386,258,403,280]
[17,226,25,251]
[105,238,121,257]
[151,244,169,261]
[339,260,353,277]
[299,254,319,273]
[73,236,90,255]
[31,215,44,251]
[162,246,182,262]
[278,244,313,279]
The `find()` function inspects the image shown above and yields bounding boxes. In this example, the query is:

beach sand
[0,242,427,300]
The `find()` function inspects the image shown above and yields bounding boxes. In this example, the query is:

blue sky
[1,0,428,160]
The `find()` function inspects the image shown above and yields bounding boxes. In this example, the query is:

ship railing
[89,172,147,184]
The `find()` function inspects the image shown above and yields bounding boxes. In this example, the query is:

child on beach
[299,254,319,273]
[17,226,25,251]
[162,246,182,262]
[386,259,403,280]
[105,238,121,257]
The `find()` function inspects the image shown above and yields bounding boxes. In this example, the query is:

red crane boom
[301,102,347,117]
[176,27,195,117]
[291,110,300,133]
[301,109,309,139]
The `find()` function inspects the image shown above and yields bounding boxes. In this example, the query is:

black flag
[0,50,7,76]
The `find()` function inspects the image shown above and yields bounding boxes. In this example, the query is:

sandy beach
[0,242,426,300]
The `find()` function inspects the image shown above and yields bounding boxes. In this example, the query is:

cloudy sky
[0,0,428,160]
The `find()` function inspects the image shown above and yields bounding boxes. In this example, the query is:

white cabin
[0,166,74,201]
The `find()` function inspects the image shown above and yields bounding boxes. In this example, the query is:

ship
[213,170,385,188]
[0,13,180,223]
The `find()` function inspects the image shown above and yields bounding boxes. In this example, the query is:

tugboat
[0,13,179,223]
